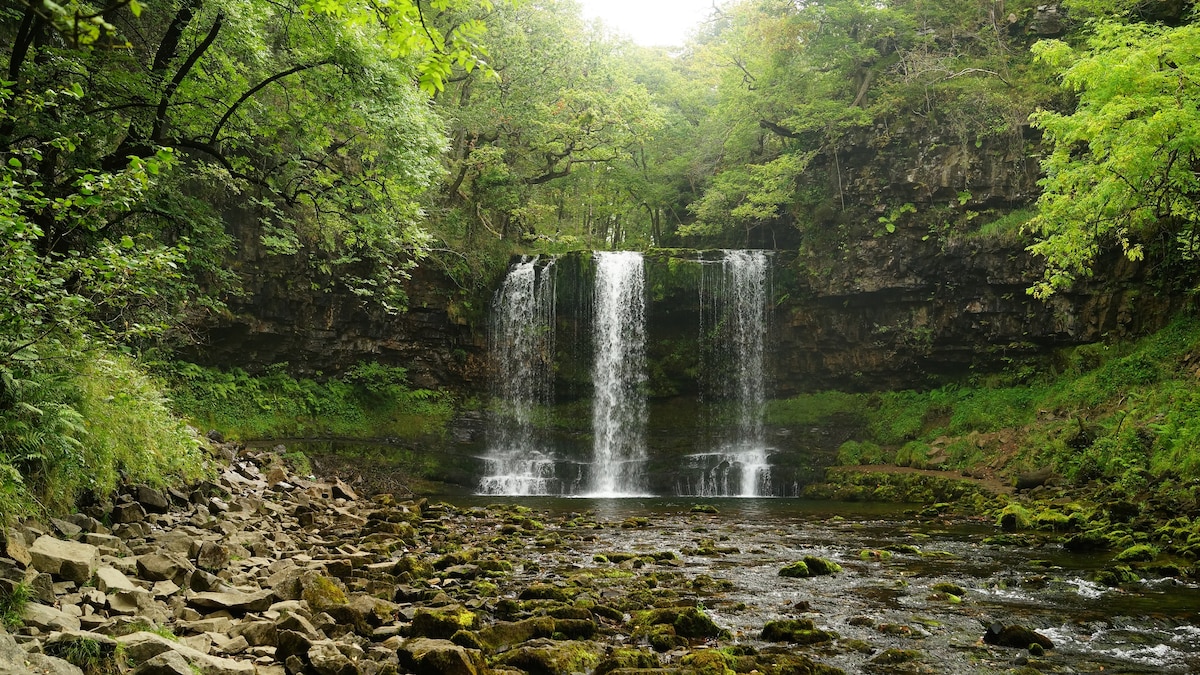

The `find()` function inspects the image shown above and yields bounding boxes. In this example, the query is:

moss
[761,620,838,645]
[779,560,810,578]
[931,582,966,596]
[996,503,1032,531]
[869,648,923,665]
[803,556,842,575]
[594,648,658,675]
[411,606,479,639]
[300,574,348,612]
[681,649,736,675]
[1113,543,1158,562]
[495,639,601,674]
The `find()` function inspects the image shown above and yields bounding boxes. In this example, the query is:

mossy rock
[779,561,810,578]
[392,556,434,580]
[451,629,485,651]
[594,648,659,675]
[1034,509,1072,531]
[552,618,597,639]
[761,619,837,645]
[644,623,685,652]
[680,649,735,675]
[519,584,574,602]
[763,653,845,675]
[1063,530,1114,553]
[690,504,720,514]
[478,617,556,650]
[1113,544,1158,562]
[639,606,724,639]
[479,559,514,574]
[1093,565,1141,587]
[869,648,923,665]
[411,605,479,639]
[996,503,1032,532]
[930,582,966,596]
[496,638,601,675]
[803,556,842,575]
[300,573,348,612]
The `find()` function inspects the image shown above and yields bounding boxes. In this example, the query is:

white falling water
[478,256,558,495]
[690,250,772,497]
[588,251,649,497]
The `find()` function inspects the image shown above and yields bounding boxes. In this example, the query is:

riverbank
[3,445,1199,675]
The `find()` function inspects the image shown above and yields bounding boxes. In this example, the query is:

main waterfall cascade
[479,250,784,498]
[680,249,774,497]
[478,256,563,496]
[588,251,650,496]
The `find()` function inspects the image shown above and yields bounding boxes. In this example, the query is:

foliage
[805,316,1200,485]
[165,361,455,440]
[1028,19,1200,297]
[0,582,29,630]
[0,349,209,517]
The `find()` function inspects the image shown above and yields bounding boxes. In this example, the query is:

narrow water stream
[452,497,1200,674]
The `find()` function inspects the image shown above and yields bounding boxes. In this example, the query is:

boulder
[0,628,82,675]
[29,536,99,584]
[136,554,193,585]
[187,589,276,614]
[135,486,172,514]
[21,603,82,632]
[116,632,256,675]
[396,638,483,675]
[133,650,194,675]
[983,622,1054,650]
[308,640,357,675]
[94,566,139,593]
[194,542,229,572]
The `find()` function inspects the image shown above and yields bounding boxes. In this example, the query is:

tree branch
[208,60,333,146]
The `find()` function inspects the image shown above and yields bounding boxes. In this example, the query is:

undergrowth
[0,347,210,520]
[771,315,1200,485]
[163,361,455,441]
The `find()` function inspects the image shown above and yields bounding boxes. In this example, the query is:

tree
[1027,20,1200,298]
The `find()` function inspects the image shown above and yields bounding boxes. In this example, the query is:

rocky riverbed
[1,446,1198,675]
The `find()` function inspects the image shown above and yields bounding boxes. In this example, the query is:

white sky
[578,0,718,47]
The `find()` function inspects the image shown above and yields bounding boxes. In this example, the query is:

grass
[163,361,456,441]
[1,347,211,520]
[775,315,1200,485]
[0,582,29,629]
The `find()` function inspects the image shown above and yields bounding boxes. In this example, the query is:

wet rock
[29,536,99,584]
[595,648,659,675]
[638,606,724,639]
[518,584,572,602]
[761,619,838,644]
[983,622,1054,650]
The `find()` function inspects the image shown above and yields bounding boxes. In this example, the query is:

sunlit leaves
[1028,21,1200,298]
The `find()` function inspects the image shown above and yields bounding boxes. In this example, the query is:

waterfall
[588,251,648,496]
[690,249,772,497]
[478,256,558,495]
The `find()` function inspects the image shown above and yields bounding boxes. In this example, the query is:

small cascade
[692,250,773,497]
[588,251,649,496]
[478,256,558,495]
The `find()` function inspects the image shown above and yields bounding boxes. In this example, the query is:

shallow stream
[451,497,1200,674]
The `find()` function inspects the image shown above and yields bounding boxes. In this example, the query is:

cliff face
[181,213,490,391]
[186,126,1181,397]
